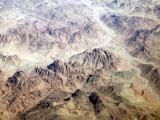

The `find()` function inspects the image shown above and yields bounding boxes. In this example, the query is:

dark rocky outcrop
[6,71,24,87]
[47,60,67,74]
[89,92,100,105]
[71,89,81,97]
[89,92,104,114]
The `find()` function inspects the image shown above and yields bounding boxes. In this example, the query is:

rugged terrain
[0,0,160,120]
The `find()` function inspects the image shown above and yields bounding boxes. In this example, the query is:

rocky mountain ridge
[0,0,160,120]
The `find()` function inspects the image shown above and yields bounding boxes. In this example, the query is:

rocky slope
[0,0,160,120]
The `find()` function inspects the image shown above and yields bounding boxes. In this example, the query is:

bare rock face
[127,24,160,61]
[47,60,68,74]
[0,2,106,71]
[46,48,118,85]
[1,69,64,113]
[128,29,152,59]
[0,48,118,116]
[69,48,118,71]
[16,81,160,120]
[6,71,24,87]
[0,0,160,120]
[100,10,160,62]
[34,67,57,79]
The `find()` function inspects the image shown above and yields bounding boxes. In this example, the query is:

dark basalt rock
[71,89,81,97]
[64,97,71,101]
[47,60,67,74]
[89,92,100,105]
[7,71,24,86]
[89,92,104,113]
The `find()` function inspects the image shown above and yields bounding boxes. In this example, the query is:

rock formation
[0,0,160,120]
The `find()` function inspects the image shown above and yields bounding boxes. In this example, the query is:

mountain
[0,0,160,120]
